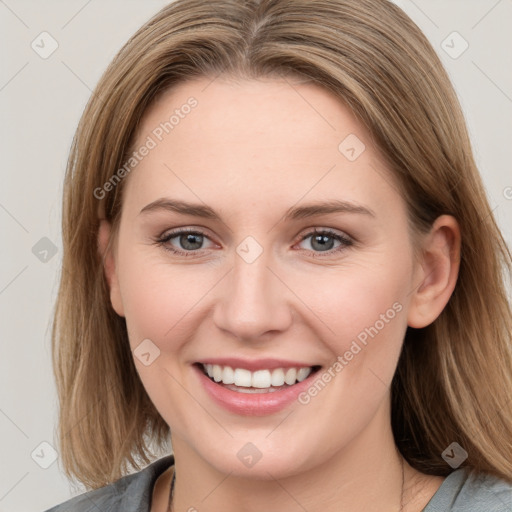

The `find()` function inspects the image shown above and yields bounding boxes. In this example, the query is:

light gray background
[1,1,511,511]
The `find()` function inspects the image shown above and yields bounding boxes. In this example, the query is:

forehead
[123,76,405,224]
[138,76,362,157]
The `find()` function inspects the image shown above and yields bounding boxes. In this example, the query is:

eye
[296,228,353,257]
[156,228,215,256]
[154,227,354,258]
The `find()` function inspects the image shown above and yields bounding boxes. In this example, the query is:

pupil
[312,234,334,252]
[181,233,202,250]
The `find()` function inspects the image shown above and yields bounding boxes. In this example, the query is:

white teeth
[234,368,252,387]
[222,366,235,384]
[297,367,312,382]
[271,368,285,386]
[212,365,223,382]
[252,370,271,388]
[202,364,314,388]
[284,368,297,385]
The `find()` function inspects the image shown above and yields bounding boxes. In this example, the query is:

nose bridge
[213,242,292,340]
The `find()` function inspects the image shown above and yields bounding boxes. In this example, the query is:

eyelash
[154,227,354,258]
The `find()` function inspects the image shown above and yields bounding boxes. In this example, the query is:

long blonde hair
[51,0,512,489]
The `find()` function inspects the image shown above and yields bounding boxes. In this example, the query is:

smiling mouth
[197,363,322,393]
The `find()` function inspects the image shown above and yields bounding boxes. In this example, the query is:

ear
[407,215,461,328]
[98,219,125,317]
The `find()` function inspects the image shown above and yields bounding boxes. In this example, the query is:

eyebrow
[139,198,376,221]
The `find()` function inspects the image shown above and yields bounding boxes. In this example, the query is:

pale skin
[98,76,461,511]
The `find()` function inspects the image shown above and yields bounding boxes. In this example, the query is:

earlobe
[407,215,461,328]
[97,219,125,317]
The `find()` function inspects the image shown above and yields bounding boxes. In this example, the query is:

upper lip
[196,358,319,372]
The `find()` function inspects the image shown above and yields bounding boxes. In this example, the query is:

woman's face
[104,76,424,479]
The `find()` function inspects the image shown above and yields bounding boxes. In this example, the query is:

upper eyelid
[159,228,217,246]
[160,227,215,240]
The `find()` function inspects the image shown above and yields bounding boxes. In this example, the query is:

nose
[212,248,293,341]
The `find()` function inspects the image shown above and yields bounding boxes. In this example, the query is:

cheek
[116,253,211,425]
[117,251,215,351]
[289,256,411,406]
[293,260,409,348]
[288,265,409,441]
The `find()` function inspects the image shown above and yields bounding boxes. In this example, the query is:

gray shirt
[44,455,512,511]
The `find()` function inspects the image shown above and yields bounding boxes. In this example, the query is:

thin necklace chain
[168,456,406,511]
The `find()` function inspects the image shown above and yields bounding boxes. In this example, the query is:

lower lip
[194,364,319,416]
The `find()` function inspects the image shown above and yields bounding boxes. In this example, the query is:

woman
[46,0,512,511]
